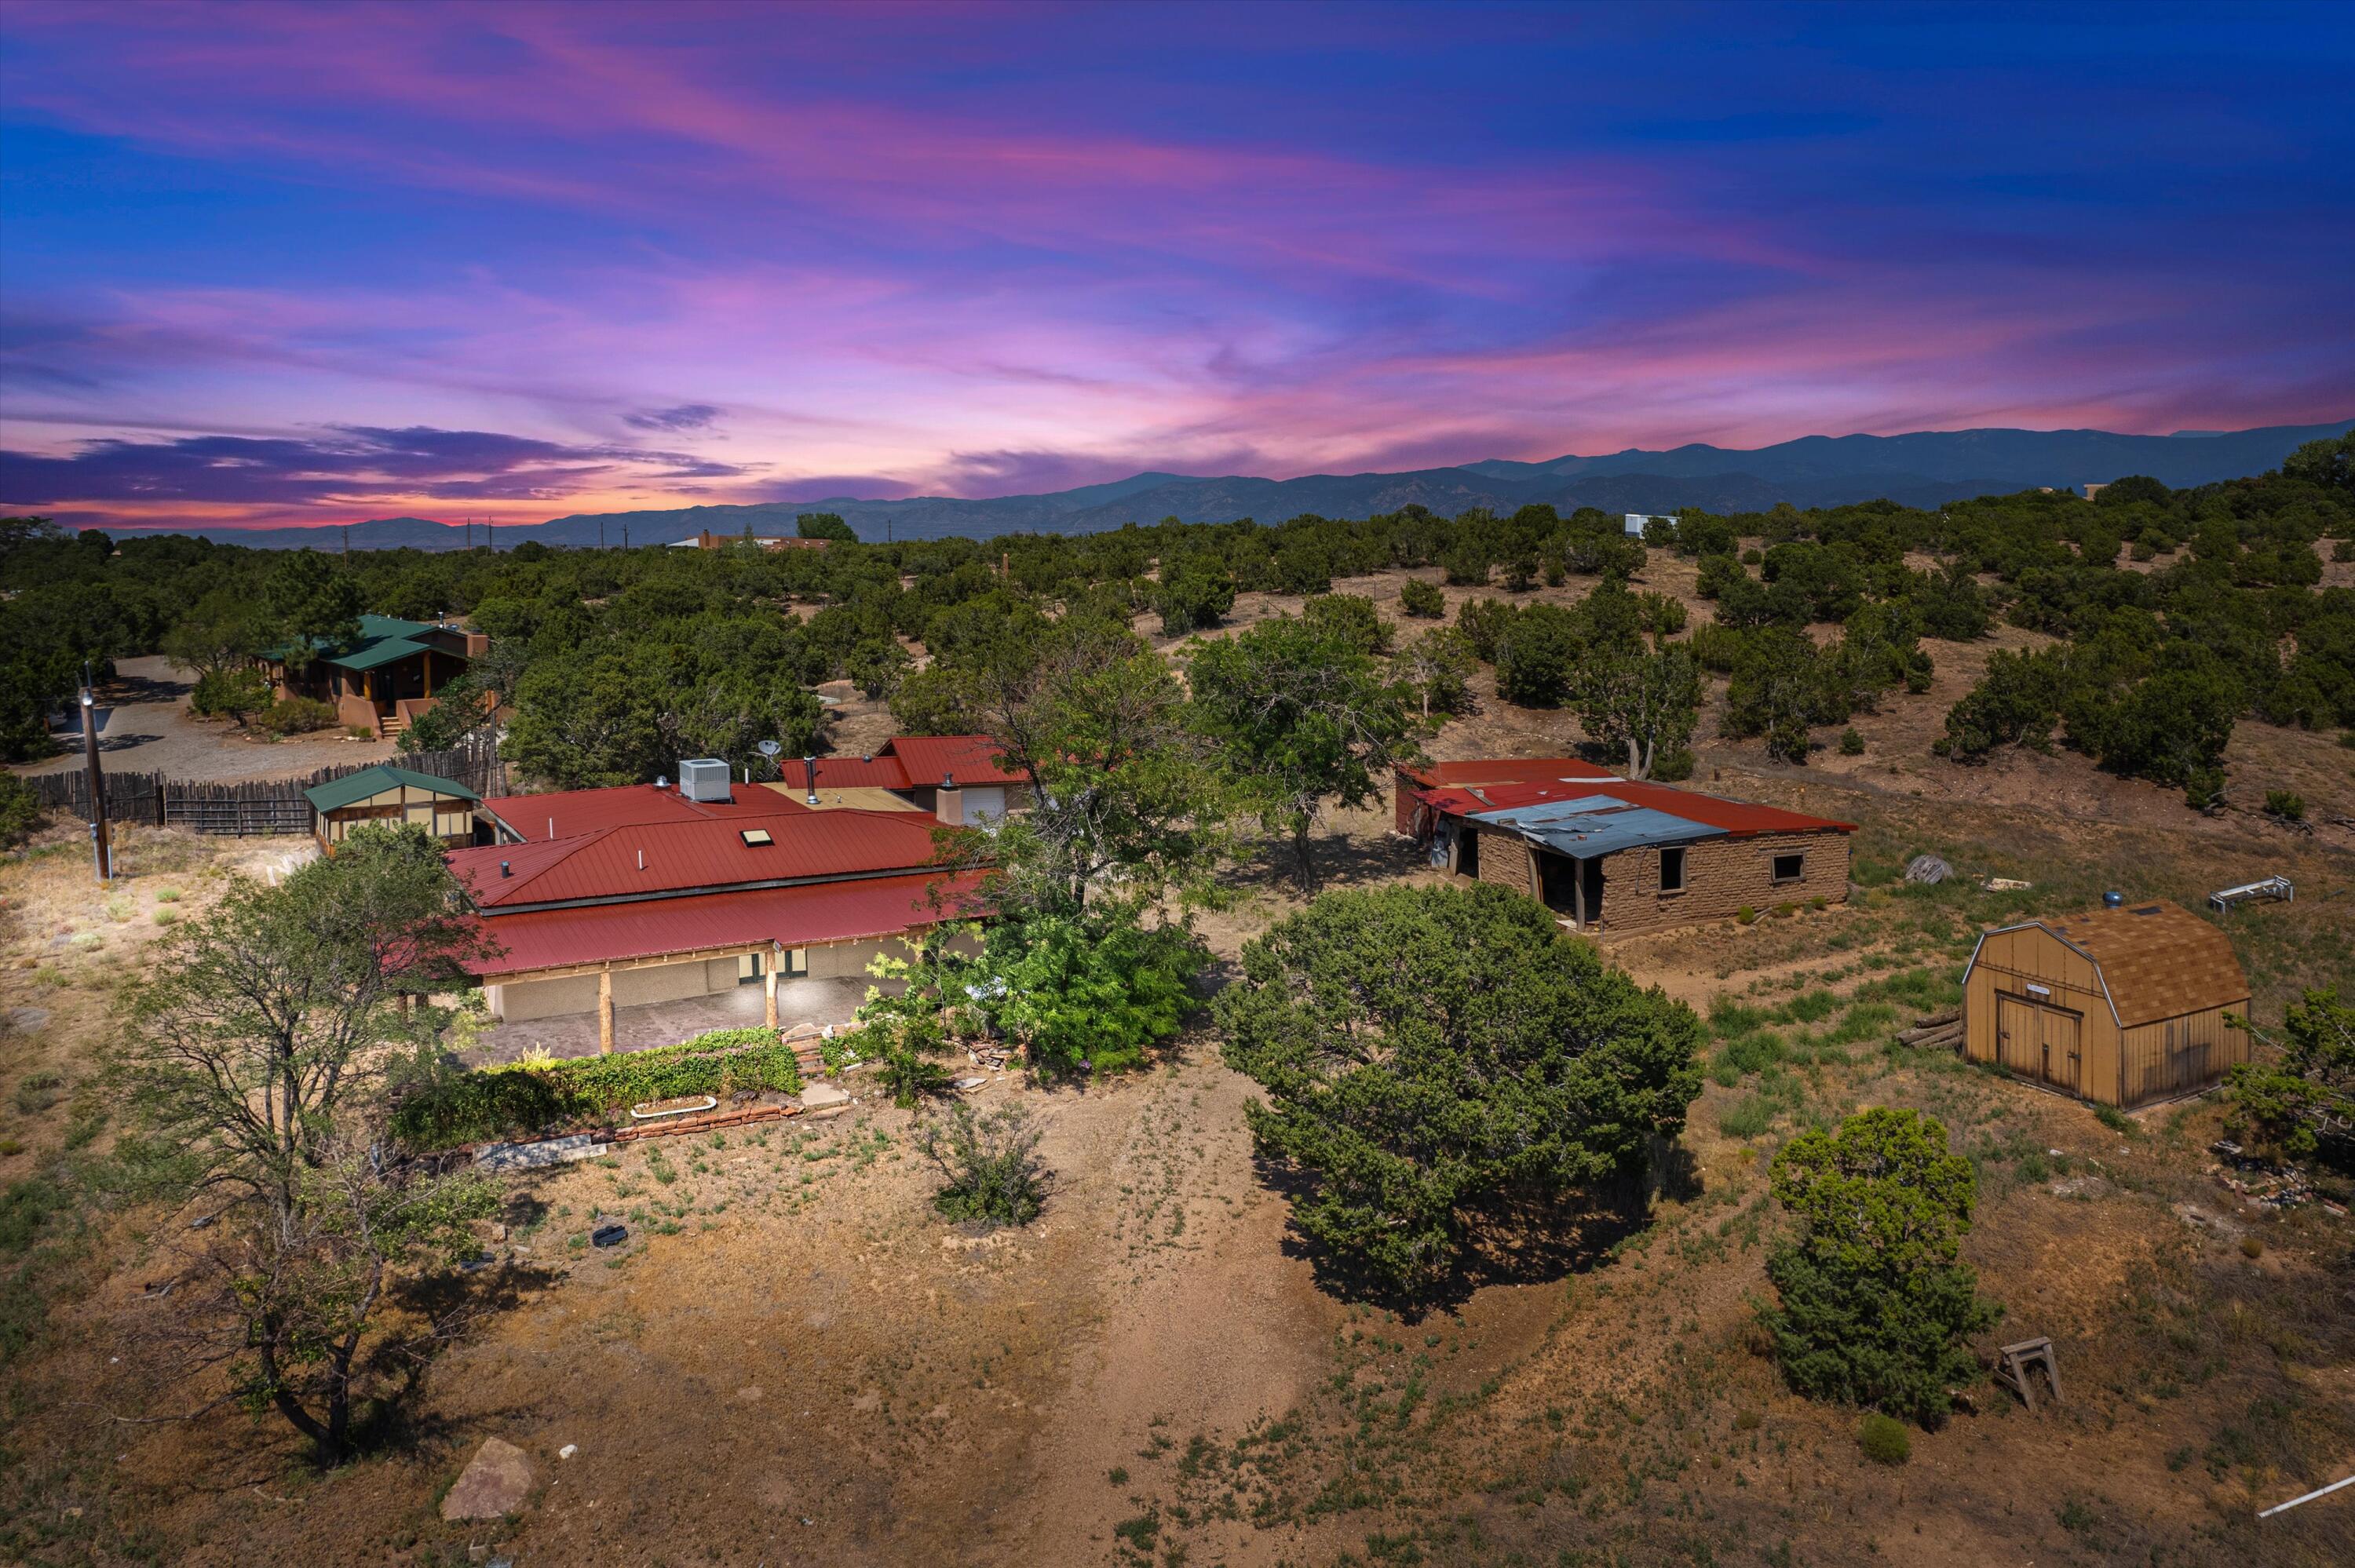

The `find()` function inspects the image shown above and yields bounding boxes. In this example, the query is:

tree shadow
[333,1259,565,1460]
[1227,823,1426,901]
[1261,1149,1702,1322]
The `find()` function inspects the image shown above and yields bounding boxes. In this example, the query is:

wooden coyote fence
[27,746,506,838]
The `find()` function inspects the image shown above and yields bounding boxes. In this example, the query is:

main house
[1397,757,1854,937]
[450,759,984,1052]
[261,614,488,739]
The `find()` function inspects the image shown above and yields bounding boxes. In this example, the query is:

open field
[4,560,2353,1567]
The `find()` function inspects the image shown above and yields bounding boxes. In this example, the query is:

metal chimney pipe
[804,754,819,807]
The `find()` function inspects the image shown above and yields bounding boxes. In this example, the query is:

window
[786,947,809,977]
[1659,846,1685,893]
[1772,852,1805,884]
[736,952,764,985]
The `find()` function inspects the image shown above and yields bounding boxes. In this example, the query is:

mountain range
[114,418,2353,551]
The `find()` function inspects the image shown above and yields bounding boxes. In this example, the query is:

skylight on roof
[740,829,774,846]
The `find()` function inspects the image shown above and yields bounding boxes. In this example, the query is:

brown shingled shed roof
[2021,899,2249,1026]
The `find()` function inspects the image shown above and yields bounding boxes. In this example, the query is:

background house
[261,614,487,738]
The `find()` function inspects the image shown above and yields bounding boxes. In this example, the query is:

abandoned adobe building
[1961,898,2252,1108]
[1397,758,1855,938]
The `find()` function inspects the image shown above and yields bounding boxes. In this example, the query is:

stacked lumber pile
[1897,1008,1963,1052]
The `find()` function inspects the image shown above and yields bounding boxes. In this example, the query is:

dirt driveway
[14,655,397,783]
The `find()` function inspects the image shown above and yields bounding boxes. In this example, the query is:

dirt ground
[5,572,2353,1566]
[11,655,399,783]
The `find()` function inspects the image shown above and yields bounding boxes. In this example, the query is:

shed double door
[1996,994,2083,1096]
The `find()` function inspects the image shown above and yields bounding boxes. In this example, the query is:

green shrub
[2265,789,2306,822]
[0,774,42,848]
[2240,1234,2264,1259]
[1399,578,1446,618]
[252,696,338,738]
[1857,1413,1911,1465]
[1735,906,1758,925]
[1718,1094,1775,1139]
[2093,1103,2134,1135]
[1838,727,1865,756]
[189,667,271,722]
[390,1026,804,1150]
[918,1103,1046,1229]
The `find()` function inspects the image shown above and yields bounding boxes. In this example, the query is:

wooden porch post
[597,967,614,1055]
[763,953,780,1029]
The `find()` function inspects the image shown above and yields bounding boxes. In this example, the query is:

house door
[1580,857,1605,926]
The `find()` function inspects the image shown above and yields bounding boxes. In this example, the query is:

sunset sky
[2,1,2350,534]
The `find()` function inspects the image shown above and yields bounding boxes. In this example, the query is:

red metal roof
[448,807,948,909]
[1403,757,1622,789]
[469,870,989,977]
[483,782,809,840]
[772,735,1029,793]
[884,735,1028,788]
[1411,768,1853,841]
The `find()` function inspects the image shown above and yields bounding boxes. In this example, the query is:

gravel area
[15,655,398,783]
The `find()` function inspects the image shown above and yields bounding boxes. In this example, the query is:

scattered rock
[1904,854,1952,885]
[557,1444,577,1460]
[440,1437,536,1522]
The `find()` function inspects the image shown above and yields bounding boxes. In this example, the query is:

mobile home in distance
[1961,899,2251,1108]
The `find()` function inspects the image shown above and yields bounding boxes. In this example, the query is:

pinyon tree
[1758,1107,2000,1424]
[1218,881,1701,1296]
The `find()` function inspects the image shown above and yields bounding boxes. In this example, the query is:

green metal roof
[267,614,443,672]
[304,764,484,815]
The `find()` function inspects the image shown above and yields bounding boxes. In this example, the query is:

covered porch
[464,973,873,1067]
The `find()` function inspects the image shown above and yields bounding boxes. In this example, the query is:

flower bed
[392,1026,805,1151]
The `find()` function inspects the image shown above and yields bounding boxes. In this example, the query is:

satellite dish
[757,740,782,758]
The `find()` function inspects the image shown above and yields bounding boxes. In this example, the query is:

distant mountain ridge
[111,418,2353,551]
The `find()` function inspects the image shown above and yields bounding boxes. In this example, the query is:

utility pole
[487,516,495,552]
[341,523,350,557]
[80,662,111,884]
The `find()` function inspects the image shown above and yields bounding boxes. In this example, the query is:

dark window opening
[1455,825,1481,879]
[1660,847,1685,893]
[1772,853,1804,884]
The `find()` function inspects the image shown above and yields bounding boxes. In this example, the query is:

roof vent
[655,775,669,789]
[2101,890,2123,908]
[498,860,511,879]
[741,828,773,846]
[804,753,819,807]
[678,757,732,804]
[2132,904,2163,916]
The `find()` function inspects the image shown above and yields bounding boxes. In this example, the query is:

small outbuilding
[305,764,496,855]
[1961,899,2251,1108]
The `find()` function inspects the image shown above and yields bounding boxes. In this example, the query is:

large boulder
[440,1436,536,1521]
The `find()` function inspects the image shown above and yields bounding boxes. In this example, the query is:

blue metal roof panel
[1473,795,1725,858]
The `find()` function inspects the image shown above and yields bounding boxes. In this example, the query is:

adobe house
[260,614,488,738]
[1398,758,1854,938]
[304,764,504,855]
[453,760,985,1052]
[1962,899,2251,1108]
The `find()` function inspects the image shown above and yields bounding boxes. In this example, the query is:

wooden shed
[303,764,490,855]
[1962,899,2251,1109]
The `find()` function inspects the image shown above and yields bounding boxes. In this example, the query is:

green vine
[392,1026,809,1150]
